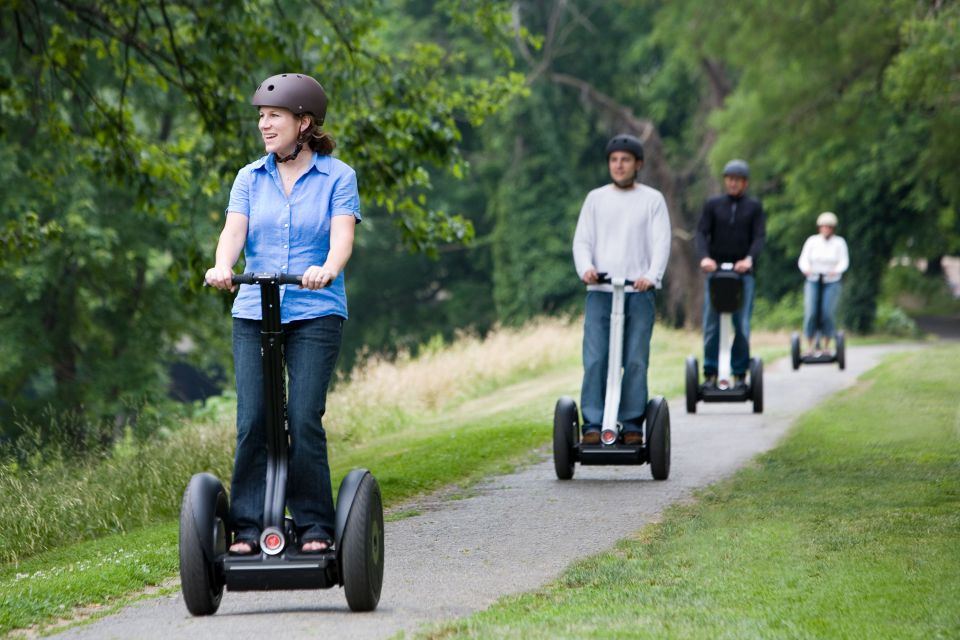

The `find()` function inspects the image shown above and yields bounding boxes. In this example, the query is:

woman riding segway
[792,211,849,369]
[205,72,359,557]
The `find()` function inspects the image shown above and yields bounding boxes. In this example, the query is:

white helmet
[816,212,838,227]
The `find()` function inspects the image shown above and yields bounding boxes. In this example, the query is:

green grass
[425,345,960,639]
[0,324,710,636]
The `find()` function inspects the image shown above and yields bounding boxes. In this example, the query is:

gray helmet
[722,159,750,178]
[252,73,328,125]
[605,134,644,161]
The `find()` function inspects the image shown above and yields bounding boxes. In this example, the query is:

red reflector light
[601,430,616,444]
[265,533,282,549]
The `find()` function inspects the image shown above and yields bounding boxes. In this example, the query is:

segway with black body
[179,273,384,616]
[553,275,671,481]
[685,264,763,414]
[791,273,845,370]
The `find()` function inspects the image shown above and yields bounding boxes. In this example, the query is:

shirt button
[283,244,288,249]
[282,264,287,269]
[284,223,289,228]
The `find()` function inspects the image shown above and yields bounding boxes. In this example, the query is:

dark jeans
[230,315,343,543]
[580,290,656,434]
[702,273,755,376]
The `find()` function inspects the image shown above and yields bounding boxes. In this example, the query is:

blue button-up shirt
[227,152,362,322]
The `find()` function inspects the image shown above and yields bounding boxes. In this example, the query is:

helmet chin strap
[276,141,303,163]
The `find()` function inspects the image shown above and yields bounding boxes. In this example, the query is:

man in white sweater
[572,134,672,445]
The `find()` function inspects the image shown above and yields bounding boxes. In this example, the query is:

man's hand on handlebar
[205,265,237,292]
[733,256,753,273]
[301,265,337,290]
[582,268,600,285]
[633,277,654,292]
[700,257,718,273]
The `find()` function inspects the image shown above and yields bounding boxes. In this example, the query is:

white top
[572,183,672,292]
[798,233,849,283]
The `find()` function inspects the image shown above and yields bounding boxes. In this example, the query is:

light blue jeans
[804,279,842,339]
[702,273,755,377]
[580,290,656,435]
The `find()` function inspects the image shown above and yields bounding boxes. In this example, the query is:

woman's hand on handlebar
[205,265,237,292]
[301,265,337,290]
[582,268,600,285]
[700,257,718,273]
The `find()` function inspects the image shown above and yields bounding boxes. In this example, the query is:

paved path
[54,344,910,640]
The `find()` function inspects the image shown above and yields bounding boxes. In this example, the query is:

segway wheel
[645,396,671,480]
[836,331,846,370]
[341,473,385,612]
[750,357,763,414]
[553,397,579,480]
[684,356,699,414]
[790,332,801,370]
[179,473,228,616]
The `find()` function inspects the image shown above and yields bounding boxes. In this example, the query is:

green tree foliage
[664,0,960,331]
[0,0,524,446]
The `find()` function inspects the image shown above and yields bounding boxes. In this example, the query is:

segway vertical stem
[601,278,627,445]
[258,277,288,530]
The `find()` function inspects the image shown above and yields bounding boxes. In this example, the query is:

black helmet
[605,134,644,161]
[252,73,328,125]
[722,159,750,178]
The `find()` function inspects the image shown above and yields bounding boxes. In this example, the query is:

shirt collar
[252,152,331,175]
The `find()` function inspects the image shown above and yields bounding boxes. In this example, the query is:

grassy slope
[427,344,960,639]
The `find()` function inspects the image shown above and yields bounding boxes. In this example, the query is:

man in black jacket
[694,159,766,386]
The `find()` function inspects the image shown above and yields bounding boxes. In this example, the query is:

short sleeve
[226,168,251,216]
[331,169,362,222]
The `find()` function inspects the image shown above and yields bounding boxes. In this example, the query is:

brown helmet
[251,73,328,125]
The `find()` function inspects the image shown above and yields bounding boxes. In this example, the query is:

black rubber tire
[645,396,671,480]
[836,331,846,370]
[685,356,699,414]
[750,357,764,414]
[179,476,228,616]
[342,473,385,612]
[552,397,579,480]
[791,332,801,370]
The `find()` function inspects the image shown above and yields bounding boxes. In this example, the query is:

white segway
[553,275,670,481]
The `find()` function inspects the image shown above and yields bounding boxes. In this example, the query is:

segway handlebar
[231,272,303,286]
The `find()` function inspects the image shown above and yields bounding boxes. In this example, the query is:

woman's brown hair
[298,113,336,155]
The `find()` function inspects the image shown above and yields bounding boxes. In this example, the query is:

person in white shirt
[572,134,671,445]
[797,211,849,354]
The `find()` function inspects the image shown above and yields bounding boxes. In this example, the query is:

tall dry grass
[0,316,583,563]
[327,317,582,442]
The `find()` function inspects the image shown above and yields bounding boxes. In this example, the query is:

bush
[752,292,804,331]
[874,302,920,336]
[881,265,960,315]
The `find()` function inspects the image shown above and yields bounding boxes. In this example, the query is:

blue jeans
[804,280,842,339]
[581,290,655,434]
[230,315,343,543]
[703,273,755,377]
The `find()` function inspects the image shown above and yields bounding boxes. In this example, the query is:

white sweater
[572,183,672,292]
[798,234,849,283]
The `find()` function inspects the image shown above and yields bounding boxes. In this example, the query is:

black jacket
[694,193,766,267]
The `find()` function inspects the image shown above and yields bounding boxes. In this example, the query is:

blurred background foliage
[1,0,957,454]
